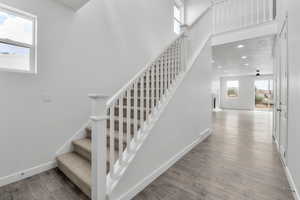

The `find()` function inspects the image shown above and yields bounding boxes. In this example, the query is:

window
[255,79,274,109]
[226,80,239,98]
[173,4,183,35]
[0,4,36,73]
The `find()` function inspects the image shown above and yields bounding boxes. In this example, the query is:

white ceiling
[212,36,275,79]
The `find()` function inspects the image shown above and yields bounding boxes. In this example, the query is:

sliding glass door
[254,79,274,111]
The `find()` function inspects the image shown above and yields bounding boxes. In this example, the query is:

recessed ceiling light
[241,56,247,59]
[244,63,249,66]
[217,66,222,69]
[237,44,244,48]
[211,59,215,63]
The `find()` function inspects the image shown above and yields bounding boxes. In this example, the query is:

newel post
[89,94,109,200]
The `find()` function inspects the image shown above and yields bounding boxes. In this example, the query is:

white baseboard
[115,128,211,200]
[274,137,299,200]
[0,161,57,187]
[285,166,300,200]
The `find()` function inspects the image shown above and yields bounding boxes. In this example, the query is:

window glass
[0,5,36,73]
[174,19,181,35]
[226,80,239,97]
[0,10,33,45]
[0,42,30,71]
[174,6,181,22]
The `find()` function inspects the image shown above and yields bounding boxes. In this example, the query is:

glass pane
[0,10,33,45]
[255,80,269,90]
[174,20,181,35]
[0,42,30,71]
[227,81,239,97]
[255,79,273,110]
[174,6,181,22]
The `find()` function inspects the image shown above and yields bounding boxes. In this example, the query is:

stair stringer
[107,34,212,197]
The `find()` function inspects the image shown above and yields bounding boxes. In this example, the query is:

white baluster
[245,0,249,27]
[140,74,145,127]
[177,40,180,75]
[226,0,230,31]
[133,81,138,142]
[146,69,150,121]
[168,49,172,89]
[172,44,176,82]
[163,53,167,96]
[263,0,266,22]
[118,97,123,162]
[156,59,160,106]
[151,65,155,111]
[257,0,260,24]
[126,90,131,150]
[251,0,254,25]
[88,94,109,200]
[212,3,216,34]
[239,0,243,28]
[160,55,164,100]
[215,3,219,33]
[169,47,173,87]
[109,104,115,177]
[269,0,273,21]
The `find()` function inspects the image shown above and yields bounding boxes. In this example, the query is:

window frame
[226,80,239,98]
[173,1,184,35]
[0,3,37,74]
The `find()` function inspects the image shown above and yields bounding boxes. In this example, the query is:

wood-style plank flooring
[0,110,293,200]
[133,110,293,200]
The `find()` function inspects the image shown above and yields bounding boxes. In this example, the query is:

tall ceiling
[212,36,275,79]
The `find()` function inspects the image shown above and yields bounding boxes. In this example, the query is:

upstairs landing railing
[213,0,276,34]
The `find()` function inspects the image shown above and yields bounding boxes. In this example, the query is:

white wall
[220,75,273,110]
[184,0,211,25]
[286,0,300,196]
[0,0,178,179]
[111,10,212,199]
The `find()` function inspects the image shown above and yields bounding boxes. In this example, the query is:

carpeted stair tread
[72,138,120,164]
[73,138,92,161]
[57,152,91,197]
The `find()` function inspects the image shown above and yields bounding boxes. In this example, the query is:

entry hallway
[133,110,294,200]
[0,110,294,200]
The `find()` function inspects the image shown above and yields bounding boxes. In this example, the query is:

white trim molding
[285,166,300,200]
[274,136,299,200]
[0,161,56,187]
[115,128,212,200]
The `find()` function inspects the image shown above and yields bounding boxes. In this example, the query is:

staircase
[55,0,274,198]
[56,35,187,199]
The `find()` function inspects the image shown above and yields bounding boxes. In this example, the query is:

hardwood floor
[0,169,89,200]
[0,110,293,200]
[133,110,293,200]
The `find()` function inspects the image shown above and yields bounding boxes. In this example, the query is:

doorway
[254,79,274,111]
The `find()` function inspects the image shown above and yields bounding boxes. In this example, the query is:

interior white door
[277,20,289,163]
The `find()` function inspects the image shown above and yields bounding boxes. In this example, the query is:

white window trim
[226,80,240,99]
[173,4,183,35]
[174,0,184,22]
[0,3,37,74]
